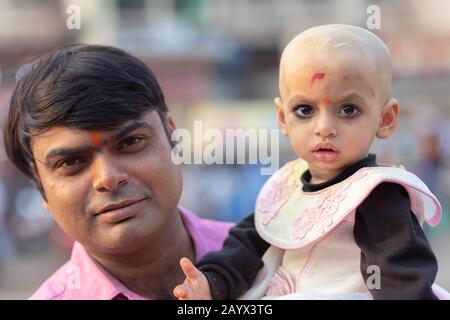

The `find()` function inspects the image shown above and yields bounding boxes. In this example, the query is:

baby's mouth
[312,148,339,162]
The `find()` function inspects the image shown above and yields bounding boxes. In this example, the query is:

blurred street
[1,0,449,300]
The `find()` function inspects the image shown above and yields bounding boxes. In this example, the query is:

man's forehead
[34,111,160,141]
[34,119,147,141]
[31,112,161,159]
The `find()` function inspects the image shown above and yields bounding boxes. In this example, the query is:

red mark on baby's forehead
[321,96,331,105]
[89,132,103,147]
[311,72,325,86]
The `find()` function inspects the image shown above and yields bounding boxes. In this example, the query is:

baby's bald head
[279,24,392,105]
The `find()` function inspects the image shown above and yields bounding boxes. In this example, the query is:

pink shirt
[29,207,234,300]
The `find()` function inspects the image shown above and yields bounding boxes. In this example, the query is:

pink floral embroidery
[293,169,368,239]
[257,165,299,225]
[266,267,295,297]
[293,194,336,237]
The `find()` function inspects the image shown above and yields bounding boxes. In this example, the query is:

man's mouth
[95,198,148,223]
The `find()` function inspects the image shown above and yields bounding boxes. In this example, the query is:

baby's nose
[314,114,337,137]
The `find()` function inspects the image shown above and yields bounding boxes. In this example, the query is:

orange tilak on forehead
[310,72,325,86]
[321,96,331,105]
[89,131,103,147]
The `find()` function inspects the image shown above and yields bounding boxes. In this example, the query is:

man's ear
[376,98,399,139]
[274,97,288,136]
[162,113,178,148]
[42,200,49,211]
[165,113,177,133]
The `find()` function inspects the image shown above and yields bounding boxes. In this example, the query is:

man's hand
[173,257,212,300]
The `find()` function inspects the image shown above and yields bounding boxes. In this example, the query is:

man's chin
[94,219,157,254]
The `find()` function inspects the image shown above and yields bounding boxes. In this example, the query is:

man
[3,44,233,299]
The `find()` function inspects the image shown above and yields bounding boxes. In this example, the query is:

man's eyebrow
[104,121,152,143]
[44,121,152,164]
[44,147,95,164]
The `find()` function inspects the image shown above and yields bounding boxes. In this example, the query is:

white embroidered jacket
[240,159,446,300]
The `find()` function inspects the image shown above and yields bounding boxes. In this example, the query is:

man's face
[276,50,385,176]
[31,111,182,253]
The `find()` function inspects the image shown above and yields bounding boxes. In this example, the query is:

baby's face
[276,49,392,178]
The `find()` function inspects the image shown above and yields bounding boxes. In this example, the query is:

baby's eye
[338,104,360,117]
[293,104,315,118]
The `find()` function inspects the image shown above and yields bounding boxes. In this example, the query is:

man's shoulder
[29,260,72,300]
[180,206,234,231]
[179,207,235,254]
[193,215,235,255]
[197,214,235,230]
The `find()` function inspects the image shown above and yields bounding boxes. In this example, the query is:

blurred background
[0,0,449,299]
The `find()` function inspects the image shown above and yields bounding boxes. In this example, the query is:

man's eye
[56,156,84,169]
[338,104,360,117]
[118,136,143,150]
[293,105,315,118]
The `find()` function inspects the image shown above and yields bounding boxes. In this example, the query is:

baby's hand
[173,257,212,300]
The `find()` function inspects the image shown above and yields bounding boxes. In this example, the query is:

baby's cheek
[290,140,308,159]
[348,135,373,157]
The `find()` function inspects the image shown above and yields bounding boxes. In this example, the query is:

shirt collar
[65,242,147,300]
[301,154,377,192]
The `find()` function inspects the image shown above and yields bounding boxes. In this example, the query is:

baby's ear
[274,97,288,136]
[376,98,399,139]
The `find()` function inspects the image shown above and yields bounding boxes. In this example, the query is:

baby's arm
[196,213,270,299]
[174,213,270,300]
[173,257,212,300]
[354,182,438,299]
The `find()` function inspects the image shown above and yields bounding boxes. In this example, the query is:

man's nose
[91,155,128,192]
[314,113,337,138]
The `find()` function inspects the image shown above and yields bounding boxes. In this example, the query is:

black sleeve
[196,213,270,300]
[354,182,438,299]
